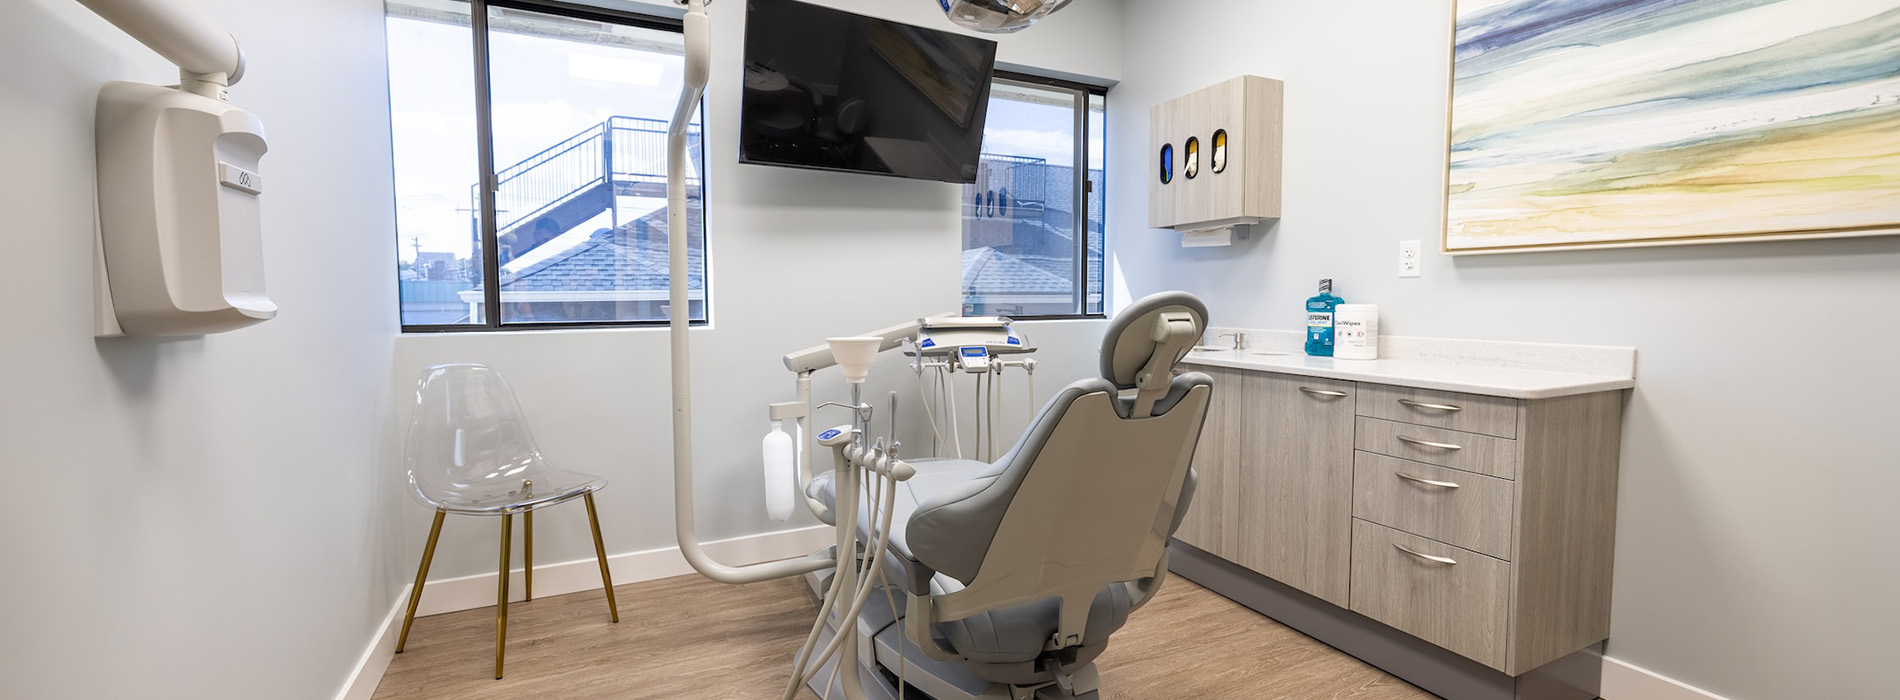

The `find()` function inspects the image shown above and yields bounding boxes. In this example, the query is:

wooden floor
[374,573,1435,700]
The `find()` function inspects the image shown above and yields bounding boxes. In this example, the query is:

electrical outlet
[1399,240,1422,278]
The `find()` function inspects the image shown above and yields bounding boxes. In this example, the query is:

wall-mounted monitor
[739,0,999,184]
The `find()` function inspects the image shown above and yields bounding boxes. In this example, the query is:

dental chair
[809,292,1213,700]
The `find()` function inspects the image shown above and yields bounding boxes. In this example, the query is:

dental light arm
[669,0,833,585]
[75,0,245,99]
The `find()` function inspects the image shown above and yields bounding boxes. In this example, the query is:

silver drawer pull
[1396,472,1462,489]
[1398,398,1463,412]
[1299,387,1349,398]
[1396,435,1463,451]
[1393,543,1458,565]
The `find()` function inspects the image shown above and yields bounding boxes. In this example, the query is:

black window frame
[962,70,1108,322]
[392,0,712,333]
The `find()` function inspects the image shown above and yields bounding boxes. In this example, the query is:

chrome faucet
[1215,331,1246,350]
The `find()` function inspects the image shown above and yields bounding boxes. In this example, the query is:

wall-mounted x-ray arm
[81,0,274,338]
[76,0,244,98]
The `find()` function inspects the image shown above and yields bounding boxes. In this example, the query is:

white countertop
[1180,348,1634,399]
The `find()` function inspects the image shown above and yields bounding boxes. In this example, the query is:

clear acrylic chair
[394,363,619,679]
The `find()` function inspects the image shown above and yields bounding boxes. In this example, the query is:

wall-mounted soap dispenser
[80,0,273,338]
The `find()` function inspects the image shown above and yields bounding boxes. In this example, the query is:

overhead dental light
[940,0,1074,34]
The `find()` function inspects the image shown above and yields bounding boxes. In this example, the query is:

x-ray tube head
[940,0,1074,34]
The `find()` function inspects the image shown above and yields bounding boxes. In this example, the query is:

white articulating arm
[782,317,932,374]
[667,0,833,585]
[75,0,245,98]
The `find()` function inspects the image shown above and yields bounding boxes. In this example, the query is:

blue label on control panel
[921,339,936,348]
[1007,337,1021,345]
[818,429,842,441]
[961,347,987,357]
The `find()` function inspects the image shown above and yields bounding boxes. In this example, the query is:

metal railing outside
[473,116,704,238]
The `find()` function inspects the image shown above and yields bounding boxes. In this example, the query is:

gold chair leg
[495,512,513,679]
[584,492,619,623]
[524,509,533,601]
[396,510,446,653]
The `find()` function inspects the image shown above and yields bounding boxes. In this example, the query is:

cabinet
[1178,371,1356,606]
[1176,371,1624,678]
[1148,75,1283,232]
[1175,367,1243,556]
[1350,387,1622,674]
[1237,374,1355,606]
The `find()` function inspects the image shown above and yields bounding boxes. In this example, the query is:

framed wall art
[1444,0,1900,253]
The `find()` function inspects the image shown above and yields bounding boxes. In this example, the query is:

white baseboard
[334,585,410,700]
[1602,656,1734,700]
[411,524,834,618]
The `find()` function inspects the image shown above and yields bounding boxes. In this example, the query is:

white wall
[393,0,1124,581]
[1109,2,1899,699]
[0,1,407,699]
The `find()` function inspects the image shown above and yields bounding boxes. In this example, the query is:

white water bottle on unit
[762,420,795,521]
[1333,304,1380,360]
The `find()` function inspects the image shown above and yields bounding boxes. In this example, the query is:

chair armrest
[887,548,937,597]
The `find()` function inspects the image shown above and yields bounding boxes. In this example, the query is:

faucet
[1215,331,1246,350]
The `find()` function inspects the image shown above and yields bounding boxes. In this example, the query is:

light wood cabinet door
[1174,367,1244,558]
[1235,373,1356,606]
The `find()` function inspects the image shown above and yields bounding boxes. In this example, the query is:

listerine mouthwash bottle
[1305,278,1343,357]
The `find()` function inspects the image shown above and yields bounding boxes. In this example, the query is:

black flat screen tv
[738,0,999,184]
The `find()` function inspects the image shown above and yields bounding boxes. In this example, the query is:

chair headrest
[1099,291,1209,391]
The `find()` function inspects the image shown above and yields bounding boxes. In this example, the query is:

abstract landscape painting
[1445,0,1900,253]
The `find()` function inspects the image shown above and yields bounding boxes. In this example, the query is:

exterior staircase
[474,116,703,245]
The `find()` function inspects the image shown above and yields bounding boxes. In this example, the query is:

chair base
[800,568,1101,700]
[394,492,620,679]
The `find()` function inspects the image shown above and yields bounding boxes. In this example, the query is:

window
[961,75,1105,318]
[387,0,708,330]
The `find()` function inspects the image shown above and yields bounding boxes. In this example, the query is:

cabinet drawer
[1352,452,1515,560]
[1357,384,1519,439]
[1350,520,1511,671]
[1355,417,1519,480]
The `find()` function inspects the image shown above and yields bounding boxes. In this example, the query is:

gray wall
[0,1,407,699]
[391,0,1126,582]
[1108,2,1899,699]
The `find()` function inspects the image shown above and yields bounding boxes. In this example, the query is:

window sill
[401,320,710,334]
